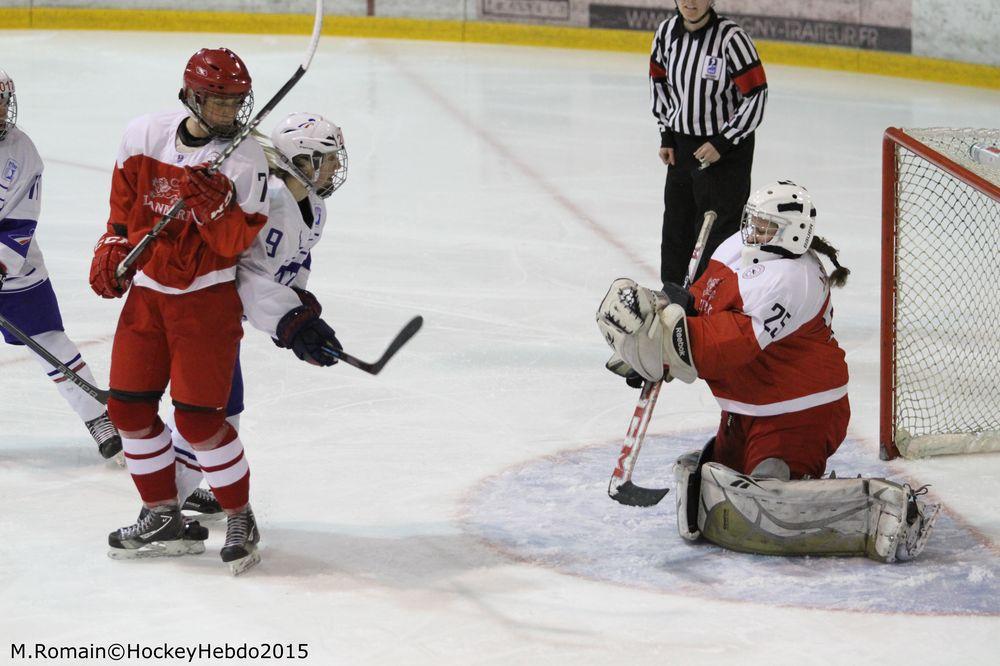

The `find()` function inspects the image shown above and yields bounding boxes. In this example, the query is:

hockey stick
[322,315,423,375]
[609,210,717,507]
[0,312,110,404]
[115,0,325,281]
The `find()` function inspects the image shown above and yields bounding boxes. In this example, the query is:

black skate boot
[108,505,205,559]
[85,411,123,462]
[137,506,210,541]
[220,507,260,576]
[182,487,225,522]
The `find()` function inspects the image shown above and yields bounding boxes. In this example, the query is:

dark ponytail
[810,236,850,287]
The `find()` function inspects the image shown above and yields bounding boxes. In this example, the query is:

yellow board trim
[1,8,997,89]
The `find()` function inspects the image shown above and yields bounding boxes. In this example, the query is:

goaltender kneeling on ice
[596,180,939,563]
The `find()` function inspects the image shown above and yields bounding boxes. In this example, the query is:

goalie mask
[180,48,254,139]
[740,180,816,267]
[0,70,17,142]
[270,112,348,198]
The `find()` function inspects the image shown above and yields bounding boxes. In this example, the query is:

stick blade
[340,315,424,375]
[609,480,670,507]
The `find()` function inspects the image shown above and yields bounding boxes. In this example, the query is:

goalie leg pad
[596,278,665,382]
[657,303,697,384]
[695,463,940,562]
[672,439,714,541]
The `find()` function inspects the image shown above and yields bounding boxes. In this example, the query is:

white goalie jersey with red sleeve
[686,233,849,416]
[236,174,329,337]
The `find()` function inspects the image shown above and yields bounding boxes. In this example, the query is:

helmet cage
[0,89,16,142]
[182,88,254,139]
[271,114,348,199]
[740,181,816,257]
[287,147,348,199]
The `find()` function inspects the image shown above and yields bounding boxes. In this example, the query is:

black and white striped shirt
[650,10,767,152]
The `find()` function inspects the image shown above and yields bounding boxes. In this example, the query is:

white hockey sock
[30,330,105,422]
[166,410,243,503]
[192,436,249,490]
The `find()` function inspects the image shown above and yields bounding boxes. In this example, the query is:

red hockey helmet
[179,48,254,138]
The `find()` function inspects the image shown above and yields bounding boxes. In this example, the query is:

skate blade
[113,452,126,468]
[108,539,206,560]
[183,510,225,523]
[228,549,261,576]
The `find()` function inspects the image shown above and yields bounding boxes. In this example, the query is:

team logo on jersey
[742,264,765,279]
[698,277,723,314]
[143,176,193,222]
[702,56,723,81]
[150,176,180,199]
[11,233,33,246]
[2,158,19,183]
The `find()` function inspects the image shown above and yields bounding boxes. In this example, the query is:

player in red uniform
[90,48,268,573]
[598,180,938,563]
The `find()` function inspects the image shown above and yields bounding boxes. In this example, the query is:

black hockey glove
[661,281,697,316]
[292,287,322,317]
[276,305,342,367]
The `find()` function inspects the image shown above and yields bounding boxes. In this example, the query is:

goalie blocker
[674,445,940,563]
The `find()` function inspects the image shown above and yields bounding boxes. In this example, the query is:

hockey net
[881,127,1000,459]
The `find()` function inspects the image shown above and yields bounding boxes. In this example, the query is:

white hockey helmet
[0,70,17,142]
[270,112,347,198]
[740,180,816,263]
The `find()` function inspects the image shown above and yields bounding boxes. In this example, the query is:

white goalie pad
[691,462,940,563]
[657,303,697,384]
[596,278,665,382]
[673,449,703,541]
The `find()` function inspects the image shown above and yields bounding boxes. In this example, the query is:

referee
[650,0,767,287]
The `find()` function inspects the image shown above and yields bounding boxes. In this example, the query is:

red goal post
[880,127,1000,459]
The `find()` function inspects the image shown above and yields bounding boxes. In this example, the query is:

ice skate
[108,505,206,559]
[85,411,122,461]
[895,485,940,562]
[220,507,260,576]
[182,487,225,522]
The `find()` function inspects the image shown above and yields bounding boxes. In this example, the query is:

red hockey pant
[109,283,243,412]
[713,395,850,479]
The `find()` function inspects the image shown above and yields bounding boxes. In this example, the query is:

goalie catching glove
[180,164,235,225]
[596,277,697,384]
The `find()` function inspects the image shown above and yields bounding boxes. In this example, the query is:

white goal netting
[887,127,1000,458]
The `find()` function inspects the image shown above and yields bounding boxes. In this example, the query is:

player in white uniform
[598,180,939,563]
[168,112,347,519]
[0,70,121,460]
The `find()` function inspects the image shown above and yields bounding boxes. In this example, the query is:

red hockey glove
[180,164,235,225]
[89,233,133,298]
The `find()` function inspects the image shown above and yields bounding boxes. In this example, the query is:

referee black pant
[660,133,754,287]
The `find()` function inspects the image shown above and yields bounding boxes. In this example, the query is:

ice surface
[1,28,998,664]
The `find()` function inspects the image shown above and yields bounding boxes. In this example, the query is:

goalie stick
[609,210,716,507]
[322,316,423,375]
[0,312,110,404]
[116,0,326,281]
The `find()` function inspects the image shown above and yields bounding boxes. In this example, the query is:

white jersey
[688,232,848,416]
[236,174,329,336]
[0,126,49,292]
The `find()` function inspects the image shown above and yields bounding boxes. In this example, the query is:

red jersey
[107,110,268,294]
[687,233,849,416]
